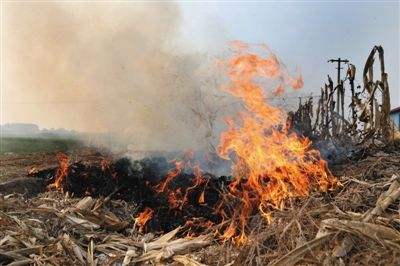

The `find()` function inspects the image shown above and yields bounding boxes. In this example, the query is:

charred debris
[29,155,228,234]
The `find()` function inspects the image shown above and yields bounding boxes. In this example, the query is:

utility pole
[328,57,349,85]
[328,57,349,135]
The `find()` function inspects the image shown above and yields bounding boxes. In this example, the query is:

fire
[49,153,70,192]
[217,42,337,243]
[198,190,205,204]
[167,188,182,209]
[154,161,184,193]
[44,42,337,246]
[154,156,207,211]
[135,207,154,231]
[181,164,206,208]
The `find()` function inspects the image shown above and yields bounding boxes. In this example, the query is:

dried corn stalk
[293,45,394,145]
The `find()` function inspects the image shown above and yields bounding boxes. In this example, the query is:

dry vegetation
[0,143,399,265]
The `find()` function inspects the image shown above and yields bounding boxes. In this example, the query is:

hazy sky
[178,1,399,106]
[2,1,399,133]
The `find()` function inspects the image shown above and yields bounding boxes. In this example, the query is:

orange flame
[155,158,208,211]
[154,161,184,193]
[180,164,206,208]
[217,42,337,243]
[198,190,205,204]
[168,188,183,209]
[51,153,70,192]
[136,207,154,231]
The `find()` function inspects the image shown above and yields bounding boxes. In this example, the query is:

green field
[0,137,82,154]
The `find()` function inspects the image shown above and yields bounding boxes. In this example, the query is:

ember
[136,207,154,232]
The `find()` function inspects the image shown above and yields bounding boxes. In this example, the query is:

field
[0,137,82,155]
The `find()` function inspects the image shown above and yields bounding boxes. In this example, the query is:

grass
[0,137,82,154]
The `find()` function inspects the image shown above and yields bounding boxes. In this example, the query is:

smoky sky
[3,2,229,151]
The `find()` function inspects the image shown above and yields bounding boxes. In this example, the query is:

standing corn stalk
[362,46,392,143]
[293,45,393,146]
[347,64,358,136]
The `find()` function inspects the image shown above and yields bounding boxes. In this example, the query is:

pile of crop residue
[1,145,400,265]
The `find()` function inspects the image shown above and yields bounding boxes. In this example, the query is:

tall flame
[217,42,337,244]
[154,160,184,193]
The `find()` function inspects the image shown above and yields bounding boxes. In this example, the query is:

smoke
[4,2,228,151]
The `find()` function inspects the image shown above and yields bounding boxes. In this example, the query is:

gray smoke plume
[4,2,231,152]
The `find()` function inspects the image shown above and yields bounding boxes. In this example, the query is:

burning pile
[216,42,337,243]
[32,154,227,234]
[31,42,337,244]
